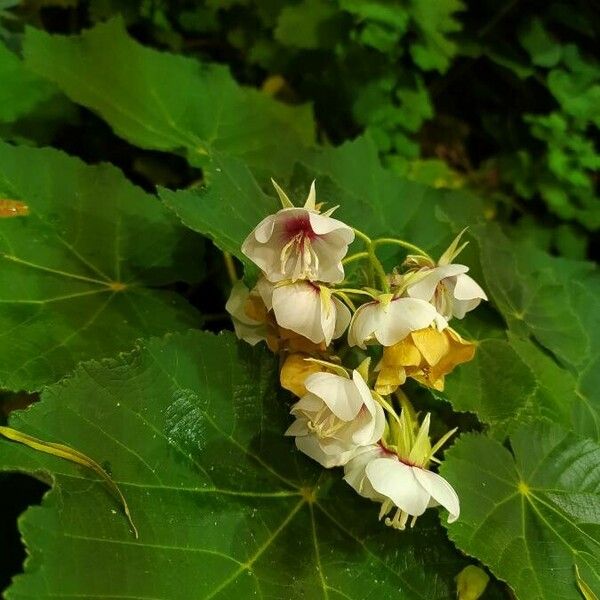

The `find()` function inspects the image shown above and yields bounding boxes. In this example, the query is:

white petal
[255,277,274,310]
[308,211,354,239]
[304,372,363,421]
[412,468,460,523]
[376,298,438,346]
[284,418,308,437]
[295,434,347,468]
[272,282,324,343]
[366,458,430,517]
[332,297,351,339]
[453,273,488,302]
[407,264,468,302]
[225,282,258,326]
[343,445,383,496]
[291,393,323,413]
[348,302,383,348]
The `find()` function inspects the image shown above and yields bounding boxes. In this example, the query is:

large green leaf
[443,329,597,441]
[0,142,202,391]
[1,331,469,599]
[23,18,315,175]
[441,422,600,598]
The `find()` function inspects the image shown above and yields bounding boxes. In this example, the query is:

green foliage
[0,331,470,599]
[0,41,56,123]
[0,141,202,391]
[442,422,600,599]
[23,17,315,175]
[0,4,598,600]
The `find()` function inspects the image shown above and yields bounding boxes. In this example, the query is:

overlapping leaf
[0,142,201,391]
[0,331,469,599]
[23,18,315,175]
[0,41,56,124]
[441,422,600,598]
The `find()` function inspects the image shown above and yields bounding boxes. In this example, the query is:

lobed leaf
[23,17,315,175]
[1,330,469,599]
[0,142,202,391]
[442,422,600,598]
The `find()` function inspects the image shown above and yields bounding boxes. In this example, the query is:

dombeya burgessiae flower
[225,281,268,346]
[285,370,385,468]
[375,327,476,394]
[404,230,487,320]
[242,180,354,283]
[343,411,459,530]
[348,293,444,349]
[261,279,351,346]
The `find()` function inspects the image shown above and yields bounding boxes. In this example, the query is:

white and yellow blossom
[343,410,459,530]
[285,370,385,468]
[348,294,445,349]
[225,281,268,346]
[261,279,351,346]
[405,231,487,320]
[241,180,354,283]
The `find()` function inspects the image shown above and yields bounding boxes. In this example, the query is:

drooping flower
[343,411,459,530]
[375,326,475,394]
[285,370,386,468]
[404,231,487,320]
[348,293,444,349]
[241,180,354,283]
[261,279,351,346]
[225,281,269,346]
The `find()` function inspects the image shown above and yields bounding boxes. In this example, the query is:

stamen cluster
[228,181,487,530]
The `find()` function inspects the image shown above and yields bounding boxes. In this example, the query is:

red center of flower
[284,215,317,241]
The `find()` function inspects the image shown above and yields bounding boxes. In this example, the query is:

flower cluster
[227,181,487,530]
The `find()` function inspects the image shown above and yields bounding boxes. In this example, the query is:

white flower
[241,180,354,284]
[344,445,460,529]
[348,294,445,349]
[225,281,268,346]
[263,280,351,345]
[343,412,459,530]
[285,370,386,468]
[405,231,487,320]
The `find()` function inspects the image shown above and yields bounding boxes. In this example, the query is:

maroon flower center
[284,215,317,241]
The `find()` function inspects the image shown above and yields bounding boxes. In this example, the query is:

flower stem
[352,228,389,292]
[334,288,378,300]
[342,251,369,266]
[373,238,432,260]
[223,252,238,284]
[352,228,372,245]
[334,291,356,311]
[368,244,390,293]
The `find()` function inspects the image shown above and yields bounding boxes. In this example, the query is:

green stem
[352,228,372,245]
[334,291,357,312]
[368,244,389,293]
[352,228,389,292]
[373,238,432,260]
[342,251,369,266]
[334,287,378,300]
[223,252,238,285]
